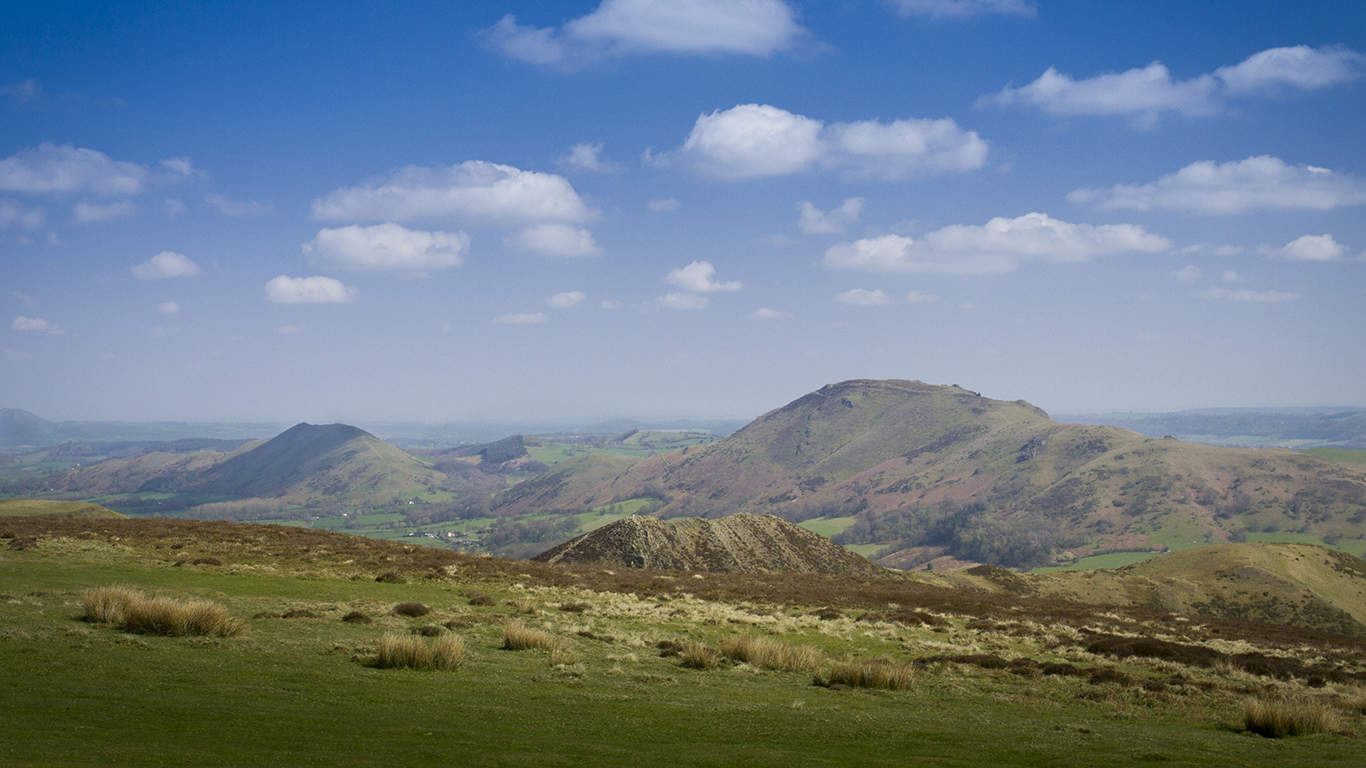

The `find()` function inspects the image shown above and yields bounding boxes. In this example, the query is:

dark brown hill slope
[503,379,1366,569]
[534,513,883,575]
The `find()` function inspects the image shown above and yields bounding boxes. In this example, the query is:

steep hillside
[53,442,259,495]
[534,513,883,575]
[494,452,642,515]
[512,380,1366,569]
[187,423,453,508]
[0,409,56,450]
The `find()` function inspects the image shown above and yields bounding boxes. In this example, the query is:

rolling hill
[0,498,124,519]
[534,513,883,575]
[502,379,1366,569]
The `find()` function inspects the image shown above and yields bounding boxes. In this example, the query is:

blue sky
[3,0,1365,423]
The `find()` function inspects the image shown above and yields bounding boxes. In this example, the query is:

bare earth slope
[534,513,884,575]
[505,379,1366,569]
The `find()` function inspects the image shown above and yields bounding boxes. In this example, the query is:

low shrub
[679,642,722,670]
[341,611,372,624]
[1243,697,1337,738]
[467,593,495,606]
[720,635,824,672]
[281,609,318,619]
[818,659,915,691]
[375,571,405,584]
[412,625,443,637]
[392,602,430,617]
[557,602,591,613]
[502,620,566,651]
[374,633,465,671]
[82,587,243,637]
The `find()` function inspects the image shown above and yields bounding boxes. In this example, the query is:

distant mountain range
[1055,408,1366,448]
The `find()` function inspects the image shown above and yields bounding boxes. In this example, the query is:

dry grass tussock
[819,658,915,691]
[81,586,243,637]
[374,633,466,671]
[1243,697,1338,738]
[720,635,824,673]
[679,642,722,670]
[502,620,566,651]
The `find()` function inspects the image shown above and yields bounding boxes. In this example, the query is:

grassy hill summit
[0,497,124,519]
[516,379,1366,570]
[533,513,884,575]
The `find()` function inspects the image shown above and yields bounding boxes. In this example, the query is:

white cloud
[264,275,355,304]
[658,292,709,310]
[311,161,593,225]
[1182,243,1247,257]
[887,0,1035,17]
[156,301,180,315]
[0,143,147,196]
[599,299,623,310]
[73,200,134,223]
[276,325,302,335]
[837,288,891,306]
[160,157,206,178]
[1,78,41,102]
[987,45,1364,123]
[163,197,186,217]
[1174,265,1202,283]
[1215,45,1364,94]
[11,315,62,334]
[1265,233,1346,262]
[0,199,43,229]
[666,260,742,292]
[797,197,863,235]
[1070,156,1366,214]
[559,142,616,173]
[751,307,791,320]
[504,223,601,258]
[206,193,272,217]
[303,223,468,272]
[1197,286,1300,303]
[1221,270,1242,283]
[824,212,1169,275]
[494,312,547,325]
[677,104,987,179]
[905,290,938,303]
[486,1,804,66]
[648,197,680,212]
[132,251,200,280]
[547,290,586,308]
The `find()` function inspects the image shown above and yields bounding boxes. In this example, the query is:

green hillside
[0,498,124,518]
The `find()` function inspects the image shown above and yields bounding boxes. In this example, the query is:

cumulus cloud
[486,0,804,67]
[1069,156,1366,214]
[986,45,1364,123]
[1264,233,1346,262]
[160,157,206,178]
[494,312,547,325]
[887,0,1035,17]
[264,275,355,304]
[504,223,601,257]
[824,212,1169,275]
[547,290,586,308]
[11,315,62,334]
[798,198,863,235]
[73,200,134,223]
[666,261,742,292]
[1197,286,1300,303]
[658,292,709,310]
[156,301,180,315]
[1174,265,1202,283]
[311,161,593,225]
[676,104,987,179]
[131,251,200,280]
[559,142,616,173]
[751,307,791,320]
[206,193,272,217]
[648,197,680,212]
[905,290,938,303]
[302,223,468,272]
[0,199,43,229]
[0,143,147,196]
[836,288,891,306]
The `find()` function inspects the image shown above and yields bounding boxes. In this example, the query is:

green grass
[1246,532,1366,558]
[797,516,858,538]
[1304,447,1366,465]
[1033,550,1164,573]
[843,543,884,558]
[3,539,1362,766]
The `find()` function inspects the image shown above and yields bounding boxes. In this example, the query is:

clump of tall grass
[1243,697,1337,738]
[81,586,243,637]
[392,602,430,617]
[679,642,722,670]
[720,635,823,672]
[502,620,566,651]
[374,633,466,671]
[817,658,915,691]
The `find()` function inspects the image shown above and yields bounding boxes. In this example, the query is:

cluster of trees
[834,501,1060,568]
[480,516,579,559]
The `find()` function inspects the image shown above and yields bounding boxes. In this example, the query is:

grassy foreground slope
[2,517,1365,766]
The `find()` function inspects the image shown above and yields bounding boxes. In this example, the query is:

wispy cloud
[11,315,63,334]
[836,288,892,306]
[1070,156,1366,214]
[493,312,547,325]
[206,193,272,217]
[1197,286,1300,303]
[798,198,863,235]
[264,275,355,304]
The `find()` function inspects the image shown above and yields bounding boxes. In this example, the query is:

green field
[1246,532,1366,558]
[797,516,858,538]
[4,523,1365,767]
[1033,550,1164,573]
[1305,447,1366,465]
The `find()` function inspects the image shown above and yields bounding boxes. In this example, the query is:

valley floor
[1,520,1364,766]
